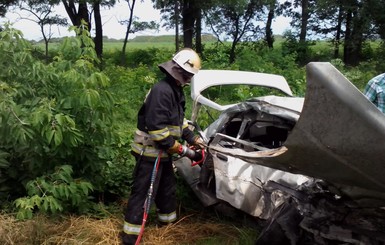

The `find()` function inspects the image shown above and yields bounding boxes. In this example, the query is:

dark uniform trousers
[122,155,177,245]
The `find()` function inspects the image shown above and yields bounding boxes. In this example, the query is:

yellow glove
[167,140,182,154]
[193,136,206,149]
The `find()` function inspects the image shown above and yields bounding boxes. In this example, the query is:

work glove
[167,140,182,155]
[167,140,198,158]
[192,136,206,149]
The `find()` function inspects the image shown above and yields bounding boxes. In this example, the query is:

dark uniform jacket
[131,75,195,159]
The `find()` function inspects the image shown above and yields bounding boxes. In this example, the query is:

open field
[31,34,287,51]
[104,41,178,50]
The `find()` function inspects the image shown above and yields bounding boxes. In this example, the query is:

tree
[153,0,197,50]
[205,0,263,63]
[18,1,67,59]
[119,0,159,66]
[280,0,317,64]
[62,0,90,31]
[264,0,276,48]
[174,0,180,51]
[307,0,345,58]
[152,0,180,51]
[282,0,377,66]
[153,0,211,52]
[290,0,315,63]
[0,0,18,17]
[310,0,372,65]
[342,1,371,66]
[61,0,116,59]
[369,0,385,40]
[181,0,197,48]
[121,0,136,66]
[93,0,103,59]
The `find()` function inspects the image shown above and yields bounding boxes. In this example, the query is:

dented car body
[174,62,385,244]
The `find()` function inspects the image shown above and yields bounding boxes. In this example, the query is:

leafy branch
[14,165,93,220]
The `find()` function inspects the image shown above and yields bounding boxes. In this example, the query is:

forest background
[1,0,385,244]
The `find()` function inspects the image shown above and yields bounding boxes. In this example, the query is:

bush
[14,165,93,219]
[103,47,174,69]
[0,25,123,217]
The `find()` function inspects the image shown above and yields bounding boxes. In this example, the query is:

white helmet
[172,48,201,75]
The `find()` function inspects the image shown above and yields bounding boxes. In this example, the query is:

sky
[1,0,291,41]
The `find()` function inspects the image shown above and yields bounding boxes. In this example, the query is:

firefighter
[121,48,205,245]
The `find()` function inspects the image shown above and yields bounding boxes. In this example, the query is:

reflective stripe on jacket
[132,129,169,158]
[133,77,195,156]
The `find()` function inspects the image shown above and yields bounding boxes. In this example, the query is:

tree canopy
[3,0,385,66]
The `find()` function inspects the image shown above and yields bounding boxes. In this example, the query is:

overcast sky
[1,0,291,41]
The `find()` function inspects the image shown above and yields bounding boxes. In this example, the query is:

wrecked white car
[174,62,385,244]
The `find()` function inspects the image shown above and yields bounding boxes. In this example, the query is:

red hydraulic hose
[135,151,162,245]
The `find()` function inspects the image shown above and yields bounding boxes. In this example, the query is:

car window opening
[218,111,294,151]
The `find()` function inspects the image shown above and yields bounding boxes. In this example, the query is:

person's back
[364,73,385,113]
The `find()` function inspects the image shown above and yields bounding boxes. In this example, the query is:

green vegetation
[1,23,384,243]
[3,0,385,242]
[32,34,217,51]
[0,25,120,217]
[1,25,382,214]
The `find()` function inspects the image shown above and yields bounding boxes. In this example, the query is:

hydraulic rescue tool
[178,144,205,166]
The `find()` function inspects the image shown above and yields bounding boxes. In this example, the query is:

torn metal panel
[211,149,311,219]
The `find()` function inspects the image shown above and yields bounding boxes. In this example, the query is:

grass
[0,209,258,245]
[104,41,176,50]
[32,34,219,51]
[0,165,260,245]
[1,176,259,244]
[32,40,177,51]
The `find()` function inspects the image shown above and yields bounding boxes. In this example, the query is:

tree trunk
[299,0,309,42]
[121,0,136,66]
[174,1,180,52]
[62,0,90,31]
[93,1,103,59]
[344,8,352,64]
[265,1,275,48]
[182,0,195,48]
[346,7,365,66]
[45,40,49,61]
[40,24,49,61]
[229,22,240,64]
[298,0,309,64]
[229,40,237,64]
[334,2,343,58]
[195,8,202,53]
